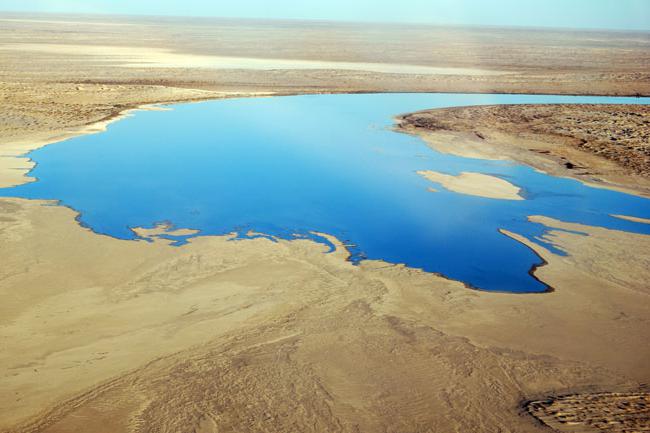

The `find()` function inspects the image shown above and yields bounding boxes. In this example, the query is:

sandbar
[612,214,650,224]
[417,170,524,200]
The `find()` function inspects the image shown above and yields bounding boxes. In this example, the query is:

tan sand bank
[398,104,650,197]
[417,170,524,200]
[612,214,650,224]
[132,223,200,240]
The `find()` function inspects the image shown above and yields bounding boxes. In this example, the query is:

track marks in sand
[527,392,650,432]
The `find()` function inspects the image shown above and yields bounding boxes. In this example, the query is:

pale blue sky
[0,0,649,31]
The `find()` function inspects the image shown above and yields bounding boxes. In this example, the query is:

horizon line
[1,9,649,33]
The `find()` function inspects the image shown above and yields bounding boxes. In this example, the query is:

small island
[417,170,524,200]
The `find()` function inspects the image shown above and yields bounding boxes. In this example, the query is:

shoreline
[2,90,646,296]
[395,103,650,198]
[0,90,276,189]
[5,90,650,191]
[3,17,650,432]
[3,195,649,432]
[0,91,583,298]
[395,127,650,199]
[2,90,650,433]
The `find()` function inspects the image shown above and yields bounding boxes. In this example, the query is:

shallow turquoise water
[2,93,650,292]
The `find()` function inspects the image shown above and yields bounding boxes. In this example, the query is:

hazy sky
[1,0,649,31]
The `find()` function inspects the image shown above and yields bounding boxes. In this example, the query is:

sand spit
[417,170,524,200]
[132,223,201,243]
[398,104,650,197]
[612,214,650,225]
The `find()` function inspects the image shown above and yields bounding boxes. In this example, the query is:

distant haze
[0,0,649,31]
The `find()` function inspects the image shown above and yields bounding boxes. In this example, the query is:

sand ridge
[612,214,650,224]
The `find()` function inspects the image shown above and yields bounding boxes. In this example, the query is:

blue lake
[2,93,650,293]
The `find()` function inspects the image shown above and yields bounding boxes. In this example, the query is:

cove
[2,93,650,293]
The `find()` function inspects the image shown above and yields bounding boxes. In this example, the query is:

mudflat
[1,13,650,433]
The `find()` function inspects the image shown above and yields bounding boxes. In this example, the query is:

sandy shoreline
[2,196,650,433]
[0,88,275,188]
[612,214,650,224]
[397,104,650,197]
[1,105,148,188]
[1,94,649,433]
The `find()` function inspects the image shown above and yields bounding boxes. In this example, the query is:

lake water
[2,93,650,293]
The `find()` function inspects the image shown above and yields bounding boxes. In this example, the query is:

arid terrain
[527,391,650,433]
[1,13,650,433]
[2,12,650,95]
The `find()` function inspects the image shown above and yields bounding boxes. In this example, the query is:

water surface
[3,93,650,293]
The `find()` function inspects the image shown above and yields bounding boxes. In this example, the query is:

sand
[527,392,650,432]
[1,43,508,76]
[2,13,650,96]
[417,170,524,200]
[2,197,650,433]
[612,214,650,224]
[0,83,271,188]
[1,12,650,433]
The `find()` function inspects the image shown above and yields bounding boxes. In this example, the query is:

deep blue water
[2,93,650,293]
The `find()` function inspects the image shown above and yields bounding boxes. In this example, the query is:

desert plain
[1,13,650,433]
